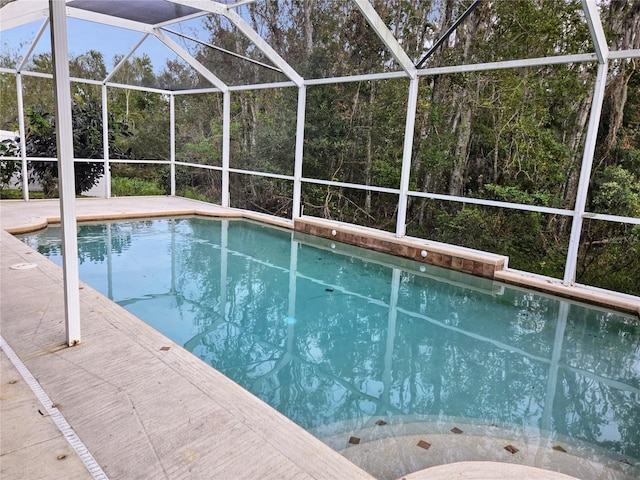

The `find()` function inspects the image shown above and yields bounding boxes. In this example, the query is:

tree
[18,101,131,196]
[0,138,20,193]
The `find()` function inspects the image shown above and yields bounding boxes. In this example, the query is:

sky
[1,16,205,74]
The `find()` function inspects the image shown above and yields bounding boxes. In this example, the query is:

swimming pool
[19,216,640,480]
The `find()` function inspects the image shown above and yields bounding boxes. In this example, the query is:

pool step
[315,419,638,480]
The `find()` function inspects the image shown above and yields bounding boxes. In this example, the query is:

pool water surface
[19,217,640,479]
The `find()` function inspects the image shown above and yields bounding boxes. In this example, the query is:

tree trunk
[563,92,593,206]
[304,0,314,55]
[600,69,633,167]
[599,1,640,166]
[449,96,472,196]
[448,6,481,197]
[414,0,455,226]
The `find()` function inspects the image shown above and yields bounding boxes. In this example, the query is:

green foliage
[578,221,640,296]
[591,166,640,217]
[111,176,166,197]
[0,139,20,191]
[483,184,551,207]
[579,167,640,295]
[181,187,210,202]
[0,189,45,199]
[0,73,18,130]
[178,136,220,166]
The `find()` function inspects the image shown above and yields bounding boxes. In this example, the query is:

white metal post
[16,74,29,200]
[292,86,306,219]
[49,0,81,345]
[222,90,231,207]
[563,62,608,285]
[564,1,610,285]
[101,83,110,198]
[395,78,420,237]
[170,93,176,196]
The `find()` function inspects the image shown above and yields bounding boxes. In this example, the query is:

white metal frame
[0,0,638,344]
[563,0,611,285]
[49,0,81,345]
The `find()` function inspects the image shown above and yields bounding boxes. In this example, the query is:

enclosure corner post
[563,61,608,286]
[563,2,610,285]
[49,0,81,346]
[101,83,111,198]
[170,93,176,196]
[292,85,307,220]
[221,90,231,208]
[396,78,419,238]
[16,74,29,201]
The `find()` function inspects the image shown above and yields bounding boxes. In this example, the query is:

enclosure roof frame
[0,0,626,90]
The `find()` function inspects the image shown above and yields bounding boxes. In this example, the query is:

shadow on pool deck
[0,196,634,479]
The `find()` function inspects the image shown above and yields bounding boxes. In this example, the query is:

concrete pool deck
[1,196,637,480]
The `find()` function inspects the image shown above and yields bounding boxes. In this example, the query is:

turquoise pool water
[19,217,640,478]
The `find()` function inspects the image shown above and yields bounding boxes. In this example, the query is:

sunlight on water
[19,217,640,479]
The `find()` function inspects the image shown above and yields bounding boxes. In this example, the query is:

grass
[111,176,166,196]
[0,189,45,199]
[1,176,166,199]
[181,187,209,202]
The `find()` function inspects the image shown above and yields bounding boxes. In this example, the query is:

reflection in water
[20,217,640,478]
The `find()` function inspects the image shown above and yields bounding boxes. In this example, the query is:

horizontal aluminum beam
[408,190,575,217]
[154,10,209,29]
[418,53,598,76]
[105,82,171,94]
[301,177,400,195]
[228,81,297,92]
[108,159,171,164]
[175,161,222,171]
[305,71,409,86]
[609,49,640,60]
[172,87,222,95]
[583,212,640,225]
[228,168,294,181]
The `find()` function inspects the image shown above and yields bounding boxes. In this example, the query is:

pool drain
[9,263,37,270]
